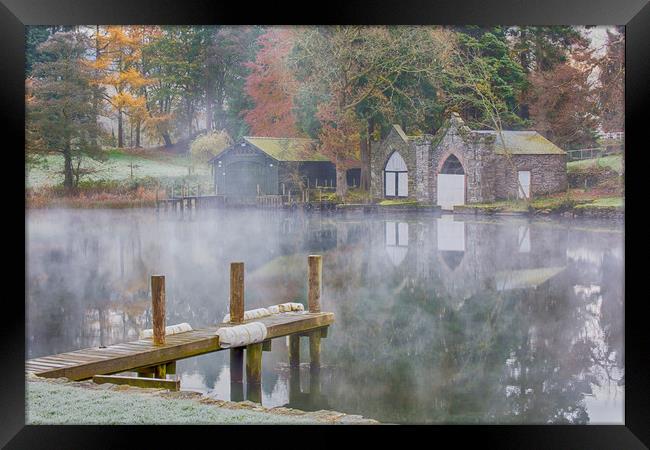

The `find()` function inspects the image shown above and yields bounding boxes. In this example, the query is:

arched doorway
[384,151,408,198]
[437,154,465,210]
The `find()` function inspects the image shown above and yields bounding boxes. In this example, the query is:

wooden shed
[209,137,358,196]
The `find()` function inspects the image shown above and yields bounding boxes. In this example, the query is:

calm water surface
[26,208,624,424]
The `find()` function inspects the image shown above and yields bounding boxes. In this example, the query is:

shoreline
[26,374,379,425]
[25,200,624,222]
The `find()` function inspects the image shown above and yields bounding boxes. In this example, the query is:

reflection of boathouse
[372,217,569,308]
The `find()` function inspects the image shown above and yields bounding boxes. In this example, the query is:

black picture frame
[3,0,648,447]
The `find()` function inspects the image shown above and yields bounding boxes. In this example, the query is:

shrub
[189,130,232,164]
[567,164,618,189]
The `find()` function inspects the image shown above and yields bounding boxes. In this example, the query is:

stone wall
[370,126,416,200]
[494,154,567,199]
[429,113,497,204]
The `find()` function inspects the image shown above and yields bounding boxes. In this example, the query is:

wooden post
[154,364,166,379]
[230,347,244,384]
[308,255,322,313]
[289,335,300,368]
[230,262,244,324]
[246,382,262,404]
[288,365,301,403]
[151,275,165,346]
[230,380,244,402]
[246,343,263,385]
[309,330,321,369]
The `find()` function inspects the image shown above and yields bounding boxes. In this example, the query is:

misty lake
[26,208,624,424]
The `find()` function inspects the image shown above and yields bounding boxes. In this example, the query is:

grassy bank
[26,148,212,209]
[567,154,623,174]
[456,191,623,216]
[26,148,206,189]
[27,377,378,425]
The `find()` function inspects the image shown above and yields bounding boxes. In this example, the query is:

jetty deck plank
[26,311,333,381]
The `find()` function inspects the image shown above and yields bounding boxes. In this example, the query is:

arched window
[384,151,408,197]
[440,154,465,174]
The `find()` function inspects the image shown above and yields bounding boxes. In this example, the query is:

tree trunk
[135,120,141,148]
[63,144,74,191]
[162,132,172,147]
[205,76,214,132]
[117,109,124,148]
[92,25,101,149]
[336,166,348,197]
[360,119,374,191]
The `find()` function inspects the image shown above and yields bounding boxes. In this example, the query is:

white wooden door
[518,171,531,199]
[397,172,408,197]
[437,174,465,210]
[385,172,396,196]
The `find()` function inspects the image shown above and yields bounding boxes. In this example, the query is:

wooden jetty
[27,256,333,399]
[155,183,338,212]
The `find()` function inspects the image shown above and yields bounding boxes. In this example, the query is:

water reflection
[26,209,624,424]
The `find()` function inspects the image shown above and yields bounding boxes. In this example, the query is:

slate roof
[209,137,330,163]
[473,130,566,155]
[243,137,329,162]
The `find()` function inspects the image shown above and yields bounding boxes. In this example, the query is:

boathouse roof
[473,130,566,155]
[208,136,330,163]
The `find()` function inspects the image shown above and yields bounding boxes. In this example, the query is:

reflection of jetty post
[308,255,322,369]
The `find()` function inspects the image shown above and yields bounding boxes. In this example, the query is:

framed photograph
[3,0,648,447]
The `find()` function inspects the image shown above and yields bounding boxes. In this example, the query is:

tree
[243,27,302,137]
[441,34,531,203]
[90,26,150,148]
[26,26,76,75]
[523,30,600,149]
[526,60,600,149]
[597,27,624,133]
[27,32,104,190]
[507,26,588,74]
[443,29,528,129]
[292,26,452,195]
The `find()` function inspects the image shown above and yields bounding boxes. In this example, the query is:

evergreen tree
[27,32,103,189]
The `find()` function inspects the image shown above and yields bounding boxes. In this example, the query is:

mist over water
[26,208,624,424]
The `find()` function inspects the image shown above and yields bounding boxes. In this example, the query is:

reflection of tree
[320,232,622,424]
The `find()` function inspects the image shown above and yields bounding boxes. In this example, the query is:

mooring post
[151,275,166,346]
[230,262,245,323]
[154,364,167,379]
[230,348,244,384]
[229,262,245,387]
[246,343,263,384]
[309,330,321,369]
[308,255,322,369]
[246,342,263,403]
[308,255,322,313]
[289,335,300,368]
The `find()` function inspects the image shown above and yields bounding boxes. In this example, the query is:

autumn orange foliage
[243,28,301,137]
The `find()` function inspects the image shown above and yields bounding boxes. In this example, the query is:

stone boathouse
[371,113,567,209]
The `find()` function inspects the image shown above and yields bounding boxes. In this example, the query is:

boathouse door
[437,154,465,210]
[384,152,408,197]
[518,170,531,199]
